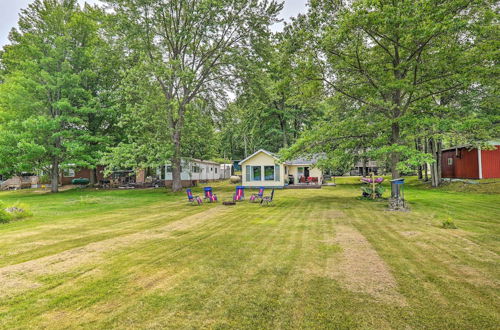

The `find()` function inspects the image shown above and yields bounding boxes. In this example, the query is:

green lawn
[0,179,499,329]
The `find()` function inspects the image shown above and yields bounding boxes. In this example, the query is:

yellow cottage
[239,149,323,188]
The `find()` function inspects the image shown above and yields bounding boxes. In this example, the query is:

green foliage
[218,17,324,158]
[0,206,10,223]
[102,0,282,190]
[0,201,33,223]
[286,0,498,178]
[361,183,385,198]
[442,218,458,229]
[0,0,122,191]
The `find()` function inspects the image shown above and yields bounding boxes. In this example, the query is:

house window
[264,166,275,181]
[448,158,453,165]
[252,166,261,181]
[166,166,172,173]
[192,165,200,173]
[160,166,166,180]
[63,169,75,177]
[215,167,218,174]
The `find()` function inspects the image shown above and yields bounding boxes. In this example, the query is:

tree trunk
[429,138,442,187]
[89,168,97,186]
[171,128,182,192]
[390,122,400,179]
[279,117,288,148]
[416,139,423,180]
[362,156,367,177]
[243,134,248,158]
[51,158,59,193]
[436,139,442,184]
[424,137,429,182]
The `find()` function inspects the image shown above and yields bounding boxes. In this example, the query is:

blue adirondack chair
[187,189,202,205]
[250,187,265,202]
[233,186,245,201]
[204,187,218,202]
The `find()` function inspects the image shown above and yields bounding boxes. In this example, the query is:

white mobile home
[155,159,222,187]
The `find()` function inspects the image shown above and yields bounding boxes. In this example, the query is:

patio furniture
[249,187,265,202]
[204,187,218,202]
[260,189,275,206]
[187,188,202,205]
[233,185,245,201]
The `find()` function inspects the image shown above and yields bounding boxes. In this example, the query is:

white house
[239,149,323,188]
[155,159,222,187]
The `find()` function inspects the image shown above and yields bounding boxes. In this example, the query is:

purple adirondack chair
[187,188,202,205]
[250,187,265,202]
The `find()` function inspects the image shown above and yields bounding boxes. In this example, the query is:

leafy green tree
[294,0,496,181]
[104,0,281,191]
[0,0,118,192]
[218,17,323,158]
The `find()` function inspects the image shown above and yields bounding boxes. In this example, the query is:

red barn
[441,142,500,179]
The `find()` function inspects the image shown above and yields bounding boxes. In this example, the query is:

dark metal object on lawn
[223,201,236,206]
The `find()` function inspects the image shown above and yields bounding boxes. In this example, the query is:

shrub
[361,184,385,198]
[0,208,10,223]
[0,201,33,223]
[39,174,51,184]
[442,218,458,229]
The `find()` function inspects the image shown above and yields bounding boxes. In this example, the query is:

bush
[0,201,33,223]
[0,208,10,223]
[39,174,51,184]
[361,184,385,198]
[442,218,457,229]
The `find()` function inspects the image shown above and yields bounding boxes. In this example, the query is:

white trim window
[448,158,453,165]
[246,165,262,181]
[264,166,275,181]
[63,169,75,177]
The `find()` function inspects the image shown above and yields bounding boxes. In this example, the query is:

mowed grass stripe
[0,181,498,329]
[355,212,499,328]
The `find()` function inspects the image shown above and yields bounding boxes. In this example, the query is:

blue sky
[0,0,308,48]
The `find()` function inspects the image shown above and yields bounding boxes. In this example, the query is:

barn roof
[442,140,500,152]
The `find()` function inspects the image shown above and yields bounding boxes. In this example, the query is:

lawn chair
[233,185,245,201]
[186,188,202,205]
[249,187,265,203]
[204,187,218,202]
[260,189,275,206]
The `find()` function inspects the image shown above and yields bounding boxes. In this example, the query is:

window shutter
[246,165,251,182]
[275,165,280,181]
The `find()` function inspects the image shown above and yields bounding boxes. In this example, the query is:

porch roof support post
[478,147,483,179]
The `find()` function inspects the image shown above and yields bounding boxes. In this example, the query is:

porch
[285,183,322,189]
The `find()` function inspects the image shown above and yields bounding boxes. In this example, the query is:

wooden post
[370,172,375,199]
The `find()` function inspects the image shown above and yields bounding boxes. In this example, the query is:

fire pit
[223,201,236,206]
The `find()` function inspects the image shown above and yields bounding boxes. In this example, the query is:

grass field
[0,178,499,329]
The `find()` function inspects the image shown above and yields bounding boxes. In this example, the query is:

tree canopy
[0,0,497,190]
